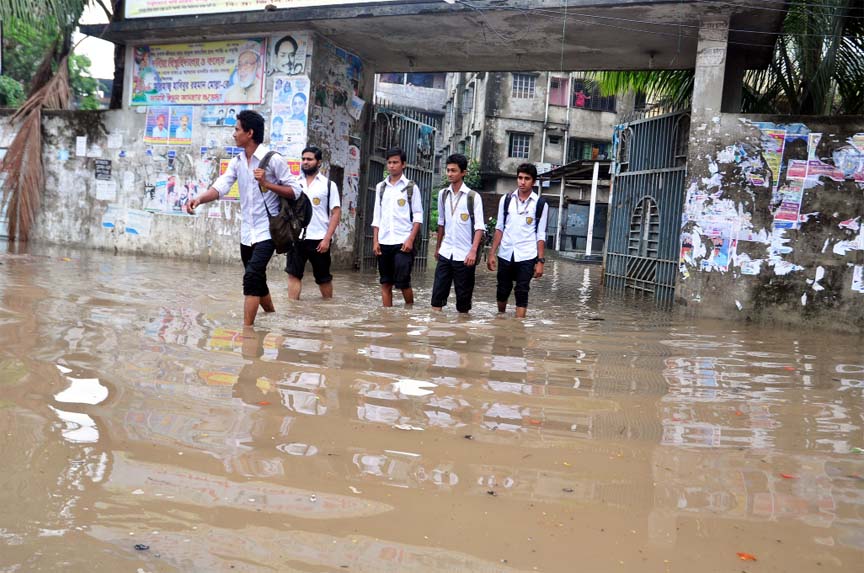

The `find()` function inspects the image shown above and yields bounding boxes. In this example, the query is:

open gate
[358,103,439,272]
[604,110,689,306]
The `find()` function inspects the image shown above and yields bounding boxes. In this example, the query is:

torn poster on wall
[683,119,864,304]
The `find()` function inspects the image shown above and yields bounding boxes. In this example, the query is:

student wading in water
[371,147,424,307]
[185,110,302,326]
[486,163,549,318]
[431,153,485,314]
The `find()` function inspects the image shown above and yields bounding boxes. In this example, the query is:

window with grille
[568,139,611,162]
[512,74,536,98]
[462,86,474,114]
[571,79,616,112]
[508,133,531,158]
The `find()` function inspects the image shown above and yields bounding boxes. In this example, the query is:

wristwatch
[537,257,545,263]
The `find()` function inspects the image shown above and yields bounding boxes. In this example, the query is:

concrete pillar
[305,34,374,269]
[691,16,730,119]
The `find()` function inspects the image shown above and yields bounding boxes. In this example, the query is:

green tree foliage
[589,0,864,115]
[0,75,26,107]
[1,17,101,109]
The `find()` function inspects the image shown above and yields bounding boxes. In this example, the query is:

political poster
[270,75,309,159]
[270,32,312,76]
[126,1,399,19]
[131,39,267,106]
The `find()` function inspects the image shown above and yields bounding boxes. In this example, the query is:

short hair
[385,147,406,162]
[293,93,307,104]
[516,163,538,182]
[275,35,298,54]
[236,110,265,144]
[446,153,468,172]
[302,146,323,160]
[273,116,284,125]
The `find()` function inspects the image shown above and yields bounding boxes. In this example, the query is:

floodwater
[0,245,862,573]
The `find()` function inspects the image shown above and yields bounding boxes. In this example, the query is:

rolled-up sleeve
[411,184,423,222]
[536,201,549,243]
[329,180,341,210]
[211,157,238,198]
[473,193,485,233]
[371,183,381,228]
[495,195,506,232]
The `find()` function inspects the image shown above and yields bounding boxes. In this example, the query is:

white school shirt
[370,174,424,245]
[212,146,303,246]
[301,171,341,241]
[495,190,549,262]
[436,185,485,261]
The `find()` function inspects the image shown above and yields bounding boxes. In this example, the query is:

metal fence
[360,102,440,272]
[604,111,689,306]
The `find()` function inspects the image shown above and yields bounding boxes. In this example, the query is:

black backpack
[258,151,312,254]
[503,193,547,233]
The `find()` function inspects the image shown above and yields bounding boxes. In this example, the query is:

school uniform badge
[312,197,321,206]
[526,217,533,225]
[398,198,407,207]
[460,213,469,222]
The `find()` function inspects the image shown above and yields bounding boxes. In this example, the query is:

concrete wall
[1,33,370,267]
[679,114,864,332]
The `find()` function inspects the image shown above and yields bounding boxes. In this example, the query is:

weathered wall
[0,33,370,268]
[375,81,447,112]
[679,114,864,332]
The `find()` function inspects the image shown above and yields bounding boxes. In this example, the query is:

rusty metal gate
[358,103,439,272]
[604,110,689,305]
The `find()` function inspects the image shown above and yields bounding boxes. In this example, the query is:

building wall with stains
[679,115,864,332]
[0,33,371,268]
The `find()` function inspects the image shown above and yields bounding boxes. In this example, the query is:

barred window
[508,133,531,159]
[511,74,536,99]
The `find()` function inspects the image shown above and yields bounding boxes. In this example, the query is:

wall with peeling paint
[0,33,370,269]
[680,115,864,332]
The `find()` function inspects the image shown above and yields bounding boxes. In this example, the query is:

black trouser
[431,255,477,313]
[285,239,333,284]
[496,255,536,308]
[377,244,414,289]
[240,240,276,297]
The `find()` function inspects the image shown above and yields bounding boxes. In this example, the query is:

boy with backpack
[431,153,485,313]
[486,163,548,318]
[185,110,302,326]
[371,147,424,307]
[285,146,341,300]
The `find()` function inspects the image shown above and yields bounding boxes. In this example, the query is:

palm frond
[0,54,72,242]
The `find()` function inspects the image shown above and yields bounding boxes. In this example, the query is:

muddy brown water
[0,245,862,572]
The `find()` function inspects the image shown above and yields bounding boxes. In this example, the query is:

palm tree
[590,0,864,115]
[0,0,89,242]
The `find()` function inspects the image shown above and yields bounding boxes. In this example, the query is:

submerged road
[0,245,862,572]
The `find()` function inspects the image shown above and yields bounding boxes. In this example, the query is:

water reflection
[0,246,862,571]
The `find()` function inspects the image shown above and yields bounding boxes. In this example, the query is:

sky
[73,3,114,79]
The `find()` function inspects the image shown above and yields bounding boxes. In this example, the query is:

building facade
[440,71,636,253]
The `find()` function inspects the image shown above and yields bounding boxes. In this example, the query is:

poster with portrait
[130,38,267,106]
[269,32,312,76]
[143,106,171,144]
[270,75,310,159]
[168,106,194,145]
[200,105,252,127]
